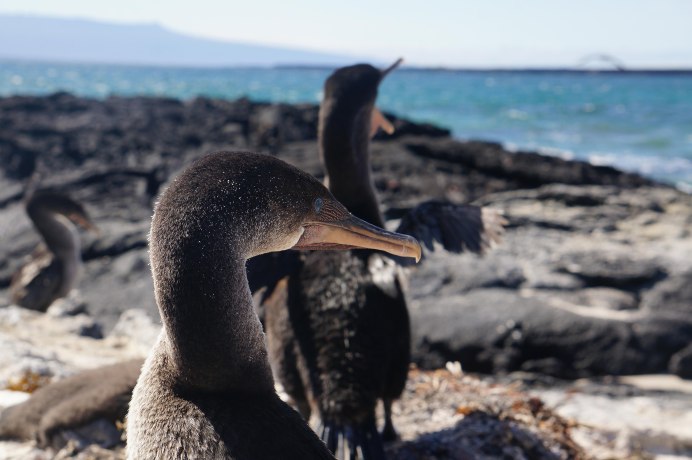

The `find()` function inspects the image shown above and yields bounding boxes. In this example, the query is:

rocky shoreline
[1,93,691,458]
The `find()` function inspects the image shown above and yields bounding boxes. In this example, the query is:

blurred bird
[253,59,505,460]
[0,359,142,450]
[10,191,98,312]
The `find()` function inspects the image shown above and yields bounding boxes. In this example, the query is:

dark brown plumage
[256,61,504,460]
[126,151,420,459]
[10,191,97,312]
[0,359,142,450]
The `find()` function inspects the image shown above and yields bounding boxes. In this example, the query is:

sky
[2,0,692,68]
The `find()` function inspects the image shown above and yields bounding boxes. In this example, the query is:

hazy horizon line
[3,57,692,74]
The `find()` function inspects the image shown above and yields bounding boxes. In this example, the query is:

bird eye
[314,198,323,213]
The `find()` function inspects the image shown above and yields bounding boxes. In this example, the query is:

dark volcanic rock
[556,251,666,288]
[409,253,526,299]
[669,343,692,379]
[640,269,692,315]
[249,103,319,151]
[411,289,692,378]
[0,93,690,380]
[403,137,657,189]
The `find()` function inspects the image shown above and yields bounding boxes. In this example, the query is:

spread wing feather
[395,200,506,263]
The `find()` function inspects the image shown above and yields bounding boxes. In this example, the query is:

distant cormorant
[255,60,505,459]
[10,191,97,312]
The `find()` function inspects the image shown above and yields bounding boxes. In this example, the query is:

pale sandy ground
[532,376,692,460]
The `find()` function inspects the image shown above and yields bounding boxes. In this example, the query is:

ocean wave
[503,139,692,191]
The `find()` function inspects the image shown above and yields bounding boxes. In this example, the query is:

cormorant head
[153,151,421,262]
[322,58,402,123]
[26,191,98,232]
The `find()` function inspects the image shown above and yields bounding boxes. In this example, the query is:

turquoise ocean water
[1,60,691,191]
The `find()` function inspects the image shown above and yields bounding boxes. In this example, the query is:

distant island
[3,15,692,72]
[0,14,365,67]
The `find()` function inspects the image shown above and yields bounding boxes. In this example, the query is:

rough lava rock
[670,344,692,379]
[0,93,691,459]
[641,269,692,315]
[1,93,691,381]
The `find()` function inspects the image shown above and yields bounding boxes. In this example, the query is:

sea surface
[1,60,691,191]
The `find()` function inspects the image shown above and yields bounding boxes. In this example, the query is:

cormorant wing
[10,247,63,311]
[394,200,505,264]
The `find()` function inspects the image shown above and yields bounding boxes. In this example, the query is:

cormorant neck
[28,208,80,261]
[319,101,384,227]
[150,230,274,393]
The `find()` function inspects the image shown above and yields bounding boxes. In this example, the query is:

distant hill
[0,14,363,67]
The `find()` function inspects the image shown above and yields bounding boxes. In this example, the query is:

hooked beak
[294,214,421,262]
[70,214,100,235]
[369,58,403,138]
[370,107,395,138]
